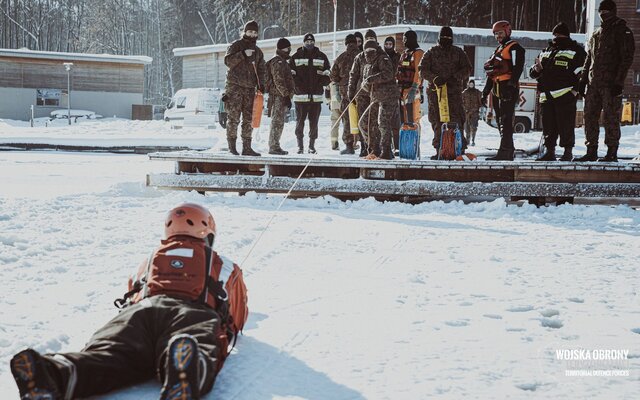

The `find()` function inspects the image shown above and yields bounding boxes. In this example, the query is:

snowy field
[0,117,639,399]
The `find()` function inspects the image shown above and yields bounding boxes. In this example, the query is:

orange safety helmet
[164,203,216,244]
[492,20,511,37]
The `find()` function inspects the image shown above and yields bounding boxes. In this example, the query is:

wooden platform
[146,151,640,203]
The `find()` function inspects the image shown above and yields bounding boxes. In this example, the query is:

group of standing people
[223,0,634,162]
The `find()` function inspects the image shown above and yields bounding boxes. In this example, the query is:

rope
[239,84,369,271]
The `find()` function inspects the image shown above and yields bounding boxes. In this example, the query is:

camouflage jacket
[419,44,472,91]
[348,52,367,100]
[582,16,635,89]
[362,46,398,103]
[330,43,360,89]
[266,54,295,98]
[224,38,266,90]
[462,87,483,115]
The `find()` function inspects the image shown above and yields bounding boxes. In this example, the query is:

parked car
[164,88,221,126]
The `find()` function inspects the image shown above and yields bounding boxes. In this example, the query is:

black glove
[481,96,487,108]
[578,81,587,97]
[420,92,425,104]
[433,76,446,87]
[221,93,228,102]
[611,84,623,97]
[285,97,292,109]
[258,84,265,93]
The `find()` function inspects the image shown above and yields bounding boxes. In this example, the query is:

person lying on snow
[10,203,248,400]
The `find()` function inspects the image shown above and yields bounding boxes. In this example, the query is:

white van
[164,88,221,126]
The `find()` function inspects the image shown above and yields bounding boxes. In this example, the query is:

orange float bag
[252,91,264,129]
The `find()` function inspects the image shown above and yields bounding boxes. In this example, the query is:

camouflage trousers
[357,94,379,147]
[338,86,356,146]
[464,112,479,143]
[361,99,396,153]
[427,86,465,149]
[269,95,288,150]
[584,86,623,148]
[225,84,255,141]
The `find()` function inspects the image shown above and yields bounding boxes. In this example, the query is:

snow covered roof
[173,24,586,56]
[0,48,152,65]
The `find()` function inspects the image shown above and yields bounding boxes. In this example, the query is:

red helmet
[492,20,511,37]
[164,203,216,242]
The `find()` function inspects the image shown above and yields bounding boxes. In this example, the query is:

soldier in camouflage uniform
[420,26,471,159]
[576,0,635,162]
[461,79,483,146]
[348,29,378,157]
[330,34,360,154]
[224,20,266,156]
[383,36,401,152]
[266,38,295,155]
[361,40,399,160]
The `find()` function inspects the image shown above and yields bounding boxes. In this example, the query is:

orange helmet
[492,20,511,37]
[164,203,216,243]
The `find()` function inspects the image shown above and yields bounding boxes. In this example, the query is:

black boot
[340,143,355,155]
[331,141,339,151]
[559,147,573,161]
[241,139,261,156]
[11,349,67,400]
[536,147,556,161]
[598,146,618,162]
[160,334,202,400]
[575,146,598,162]
[379,146,393,160]
[297,137,304,154]
[359,141,368,157]
[308,138,317,154]
[269,146,288,155]
[227,138,239,155]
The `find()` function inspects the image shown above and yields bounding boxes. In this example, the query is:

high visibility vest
[492,40,518,82]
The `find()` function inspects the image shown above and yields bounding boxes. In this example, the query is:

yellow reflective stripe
[555,50,576,59]
[294,59,308,66]
[293,94,310,102]
[573,67,583,75]
[313,59,325,67]
[550,87,572,97]
[312,95,324,102]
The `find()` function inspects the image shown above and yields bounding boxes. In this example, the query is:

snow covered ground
[0,117,639,399]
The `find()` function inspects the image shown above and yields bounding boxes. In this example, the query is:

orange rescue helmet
[492,20,512,37]
[164,203,216,243]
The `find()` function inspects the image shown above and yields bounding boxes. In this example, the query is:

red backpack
[116,237,248,340]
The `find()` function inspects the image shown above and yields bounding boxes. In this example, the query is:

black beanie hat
[598,0,616,12]
[277,38,291,49]
[364,40,377,51]
[365,29,377,40]
[384,36,395,46]
[439,26,453,39]
[303,33,315,42]
[244,20,259,32]
[354,32,364,41]
[404,30,417,41]
[344,34,357,45]
[552,22,571,37]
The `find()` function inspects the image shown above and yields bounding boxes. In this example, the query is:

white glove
[244,49,255,57]
[291,69,296,76]
[322,70,331,76]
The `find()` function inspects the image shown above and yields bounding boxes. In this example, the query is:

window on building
[36,89,64,106]
[634,71,640,86]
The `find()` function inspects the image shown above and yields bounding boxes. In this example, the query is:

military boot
[559,147,573,161]
[308,138,317,154]
[227,138,239,155]
[241,139,261,156]
[575,146,598,162]
[11,349,71,400]
[296,137,304,154]
[536,147,556,161]
[598,146,618,162]
[340,143,355,155]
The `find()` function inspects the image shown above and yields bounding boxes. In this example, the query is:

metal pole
[67,69,71,125]
[333,0,337,60]
[30,105,34,127]
[317,0,320,33]
[198,11,215,44]
[537,0,541,31]
[397,0,400,25]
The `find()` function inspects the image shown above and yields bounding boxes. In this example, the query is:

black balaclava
[438,26,453,48]
[598,0,617,23]
[243,20,259,43]
[384,36,396,57]
[303,32,315,51]
[403,30,418,50]
[277,37,291,59]
[364,40,378,63]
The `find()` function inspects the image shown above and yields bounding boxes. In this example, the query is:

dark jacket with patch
[224,38,266,90]
[581,16,635,89]
[289,46,331,103]
[530,37,586,100]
